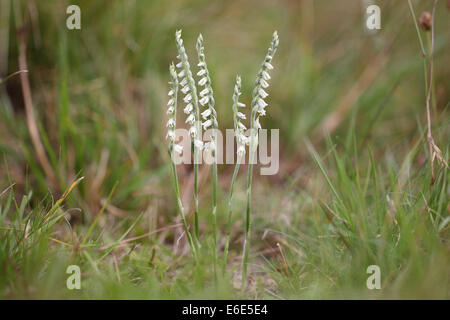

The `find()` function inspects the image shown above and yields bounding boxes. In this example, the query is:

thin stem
[407,0,427,57]
[225,75,245,275]
[17,26,57,188]
[425,33,437,117]
[0,70,28,85]
[170,155,197,260]
[425,0,438,181]
[223,154,242,274]
[193,145,201,248]
[242,96,258,289]
[241,76,261,288]
[212,143,218,279]
[242,150,254,289]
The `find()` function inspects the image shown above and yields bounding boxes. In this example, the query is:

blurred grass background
[0,0,448,299]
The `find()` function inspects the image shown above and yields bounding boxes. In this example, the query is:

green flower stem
[223,153,242,274]
[242,141,255,288]
[170,150,197,261]
[193,145,200,248]
[196,34,219,277]
[212,143,218,279]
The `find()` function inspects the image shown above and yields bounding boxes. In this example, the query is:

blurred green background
[0,0,448,299]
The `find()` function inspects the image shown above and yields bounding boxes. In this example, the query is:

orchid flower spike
[250,31,279,142]
[196,33,218,152]
[166,63,183,156]
[175,30,203,150]
[232,75,248,157]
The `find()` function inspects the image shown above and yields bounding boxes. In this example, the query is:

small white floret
[183,94,192,103]
[238,122,247,130]
[166,118,175,128]
[258,88,268,98]
[184,103,193,114]
[201,109,212,119]
[202,119,212,129]
[260,78,269,88]
[166,130,175,140]
[257,98,268,109]
[173,144,183,154]
[181,86,190,94]
[199,96,209,106]
[185,114,195,124]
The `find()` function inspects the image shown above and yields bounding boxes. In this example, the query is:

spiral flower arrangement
[242,31,279,287]
[166,30,278,285]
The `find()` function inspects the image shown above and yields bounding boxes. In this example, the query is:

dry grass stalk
[423,0,448,183]
[17,28,57,187]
